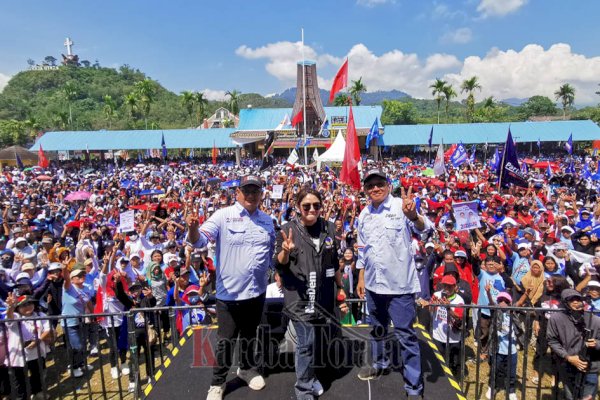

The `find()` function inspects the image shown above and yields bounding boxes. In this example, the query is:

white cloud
[444,43,600,104]
[356,0,394,7]
[432,3,467,20]
[201,89,228,101]
[477,0,527,18]
[237,41,600,104]
[0,72,11,92]
[440,28,473,44]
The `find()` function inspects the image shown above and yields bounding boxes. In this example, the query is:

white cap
[15,272,30,282]
[424,242,435,249]
[164,253,179,264]
[517,242,530,251]
[561,226,575,234]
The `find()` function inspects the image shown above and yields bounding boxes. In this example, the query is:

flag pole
[498,137,508,191]
[301,28,308,166]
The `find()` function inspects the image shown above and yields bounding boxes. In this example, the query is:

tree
[442,84,457,122]
[52,112,69,131]
[226,90,241,116]
[103,95,117,129]
[124,92,139,121]
[62,81,78,128]
[554,83,575,120]
[23,116,41,141]
[381,100,417,125]
[349,77,367,106]
[44,56,57,66]
[482,96,495,110]
[81,60,91,68]
[134,79,157,129]
[429,78,446,124]
[180,91,196,126]
[460,76,482,122]
[27,59,35,67]
[222,118,235,128]
[194,92,208,126]
[333,94,352,106]
[519,96,558,119]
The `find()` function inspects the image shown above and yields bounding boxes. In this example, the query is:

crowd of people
[0,148,598,400]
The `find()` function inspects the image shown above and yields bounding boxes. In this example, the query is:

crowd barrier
[0,302,579,400]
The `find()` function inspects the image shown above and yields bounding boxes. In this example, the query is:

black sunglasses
[240,186,261,195]
[301,203,322,212]
[364,181,387,190]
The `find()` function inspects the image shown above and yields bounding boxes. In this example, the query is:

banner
[272,184,284,199]
[119,210,135,233]
[499,129,528,188]
[452,201,481,231]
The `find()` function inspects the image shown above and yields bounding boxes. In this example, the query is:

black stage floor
[144,324,465,400]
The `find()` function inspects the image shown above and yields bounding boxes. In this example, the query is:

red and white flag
[291,108,303,127]
[340,105,361,190]
[38,144,49,168]
[329,58,348,103]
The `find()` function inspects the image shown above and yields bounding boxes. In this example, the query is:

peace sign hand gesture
[401,186,418,221]
[281,228,295,253]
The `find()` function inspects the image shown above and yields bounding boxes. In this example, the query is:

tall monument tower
[291,61,326,137]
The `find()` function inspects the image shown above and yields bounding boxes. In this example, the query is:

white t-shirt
[431,290,465,344]
[7,312,51,367]
[266,282,284,299]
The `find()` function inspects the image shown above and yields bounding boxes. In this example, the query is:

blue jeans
[66,325,85,369]
[490,353,517,393]
[292,320,317,400]
[365,290,423,395]
[559,362,598,400]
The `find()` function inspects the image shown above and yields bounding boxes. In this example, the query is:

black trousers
[212,294,265,386]
[11,358,45,400]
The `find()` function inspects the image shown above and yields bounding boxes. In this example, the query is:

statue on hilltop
[61,37,80,66]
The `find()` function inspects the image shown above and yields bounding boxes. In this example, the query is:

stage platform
[143,324,466,400]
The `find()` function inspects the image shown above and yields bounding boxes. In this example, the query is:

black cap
[363,168,387,183]
[240,175,262,188]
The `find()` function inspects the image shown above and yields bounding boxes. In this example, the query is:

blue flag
[499,128,528,188]
[521,161,528,174]
[366,117,380,150]
[583,162,592,179]
[428,126,433,148]
[450,142,468,167]
[189,148,195,159]
[138,152,142,163]
[490,147,500,173]
[15,151,23,170]
[469,144,476,164]
[319,117,330,138]
[304,138,312,147]
[537,138,541,149]
[161,132,167,159]
[546,163,553,178]
[565,133,573,155]
[566,160,575,174]
[295,139,302,151]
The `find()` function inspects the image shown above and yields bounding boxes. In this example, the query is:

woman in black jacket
[274,188,348,400]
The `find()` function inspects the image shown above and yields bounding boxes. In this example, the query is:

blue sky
[1,0,600,104]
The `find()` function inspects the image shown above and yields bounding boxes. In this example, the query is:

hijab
[521,260,545,306]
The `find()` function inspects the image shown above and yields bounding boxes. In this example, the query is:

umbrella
[522,158,536,165]
[422,168,435,177]
[129,204,158,211]
[66,218,94,228]
[168,162,178,167]
[23,166,42,172]
[64,191,92,202]
[399,157,412,163]
[35,175,53,181]
[533,161,559,171]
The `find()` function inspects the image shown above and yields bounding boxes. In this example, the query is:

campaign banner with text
[452,201,481,231]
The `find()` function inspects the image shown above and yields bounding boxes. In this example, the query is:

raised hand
[401,186,418,221]
[280,228,296,253]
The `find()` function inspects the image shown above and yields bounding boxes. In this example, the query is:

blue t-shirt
[497,311,518,355]
[510,253,530,286]
[478,270,505,316]
[61,285,88,327]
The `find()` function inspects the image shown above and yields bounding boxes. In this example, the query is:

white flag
[287,148,299,166]
[434,144,446,176]
[312,148,321,171]
[275,114,291,130]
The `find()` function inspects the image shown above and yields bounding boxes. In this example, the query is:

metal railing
[0,302,578,400]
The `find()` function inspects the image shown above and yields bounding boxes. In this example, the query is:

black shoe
[357,366,389,381]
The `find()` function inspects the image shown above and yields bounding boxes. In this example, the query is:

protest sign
[119,210,135,233]
[452,201,481,231]
[272,184,284,199]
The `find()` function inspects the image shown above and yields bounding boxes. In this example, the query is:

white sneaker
[508,394,517,400]
[121,366,130,376]
[111,367,119,380]
[128,382,136,393]
[236,368,265,390]
[84,364,94,371]
[90,346,98,356]
[72,367,83,378]
[206,384,225,400]
[485,387,491,400]
[312,379,324,396]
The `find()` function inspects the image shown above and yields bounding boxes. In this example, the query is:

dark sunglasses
[240,187,261,195]
[301,203,322,212]
[364,181,387,190]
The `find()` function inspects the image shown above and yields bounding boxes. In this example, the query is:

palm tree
[429,78,447,124]
[554,83,576,120]
[333,94,352,106]
[62,82,78,128]
[23,117,42,142]
[460,76,482,122]
[442,84,457,123]
[124,92,139,121]
[52,112,69,131]
[349,77,367,106]
[134,79,157,129]
[194,92,209,126]
[103,95,117,129]
[226,90,241,116]
[181,91,196,126]
[482,96,495,109]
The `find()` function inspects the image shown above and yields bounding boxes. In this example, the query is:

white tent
[316,130,345,163]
